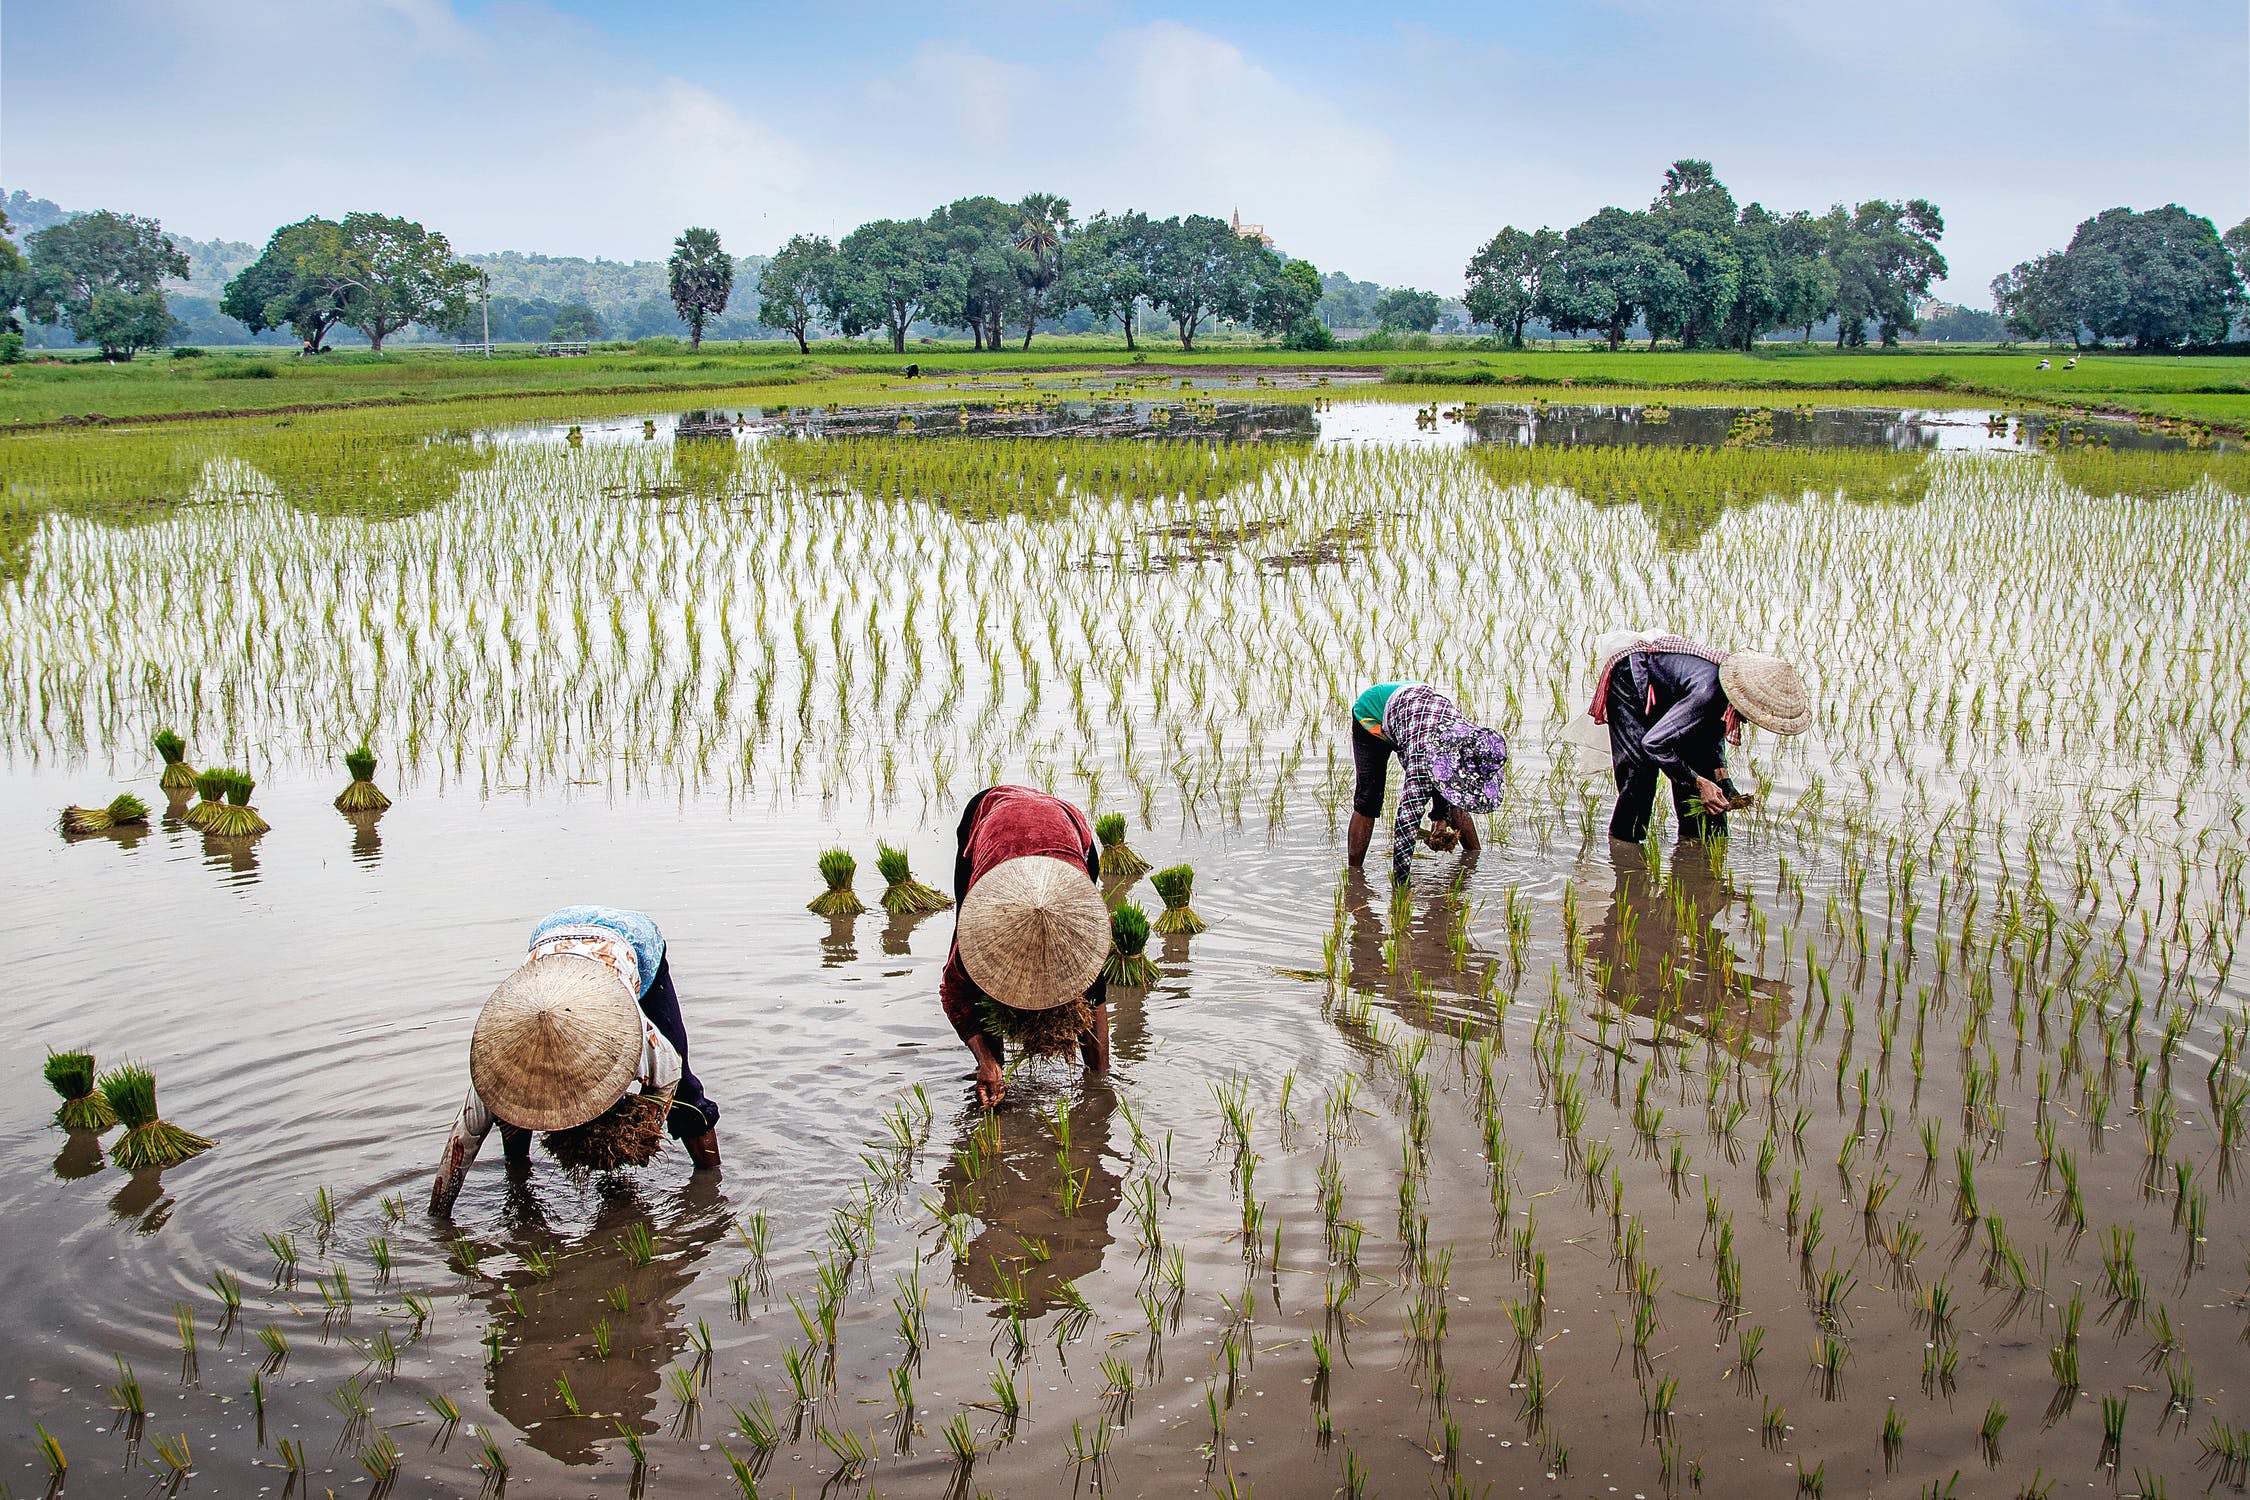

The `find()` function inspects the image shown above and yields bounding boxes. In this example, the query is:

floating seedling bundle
[45,1049,117,1132]
[99,1064,215,1169]
[182,769,227,831]
[541,1087,674,1171]
[1102,903,1160,989]
[333,745,391,814]
[153,729,196,794]
[808,848,865,916]
[59,793,149,836]
[1095,814,1151,882]
[203,770,270,838]
[876,842,951,914]
[1149,864,1207,935]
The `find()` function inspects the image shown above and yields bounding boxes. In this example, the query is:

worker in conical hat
[1583,634,1811,844]
[942,787,1114,1110]
[430,906,721,1215]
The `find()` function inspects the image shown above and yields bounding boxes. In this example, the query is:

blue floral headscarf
[1431,725,1508,813]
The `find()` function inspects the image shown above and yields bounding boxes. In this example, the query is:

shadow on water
[472,1173,732,1465]
[108,1166,174,1235]
[936,1084,1124,1320]
[52,1128,109,1182]
[1584,841,1792,1061]
[199,831,263,883]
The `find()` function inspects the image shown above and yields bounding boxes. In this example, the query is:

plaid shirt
[1384,684,1473,885]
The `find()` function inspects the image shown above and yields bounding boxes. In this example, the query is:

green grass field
[3,339,2246,429]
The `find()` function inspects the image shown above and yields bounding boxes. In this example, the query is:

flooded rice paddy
[3,400,2248,1497]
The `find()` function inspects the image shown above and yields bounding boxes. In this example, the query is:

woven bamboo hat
[958,855,1110,1011]
[469,953,641,1131]
[1718,651,1812,735]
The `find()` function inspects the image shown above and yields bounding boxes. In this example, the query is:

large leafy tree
[1464,226,1561,347]
[1537,207,1665,351]
[1145,215,1261,350]
[1373,288,1443,332]
[1644,160,1740,349]
[23,209,188,357]
[221,217,354,351]
[292,213,480,353]
[1771,210,1840,342]
[927,197,1027,351]
[1830,199,1946,346]
[1067,211,1155,350]
[0,209,26,336]
[1011,192,1073,349]
[756,233,834,354]
[667,226,734,350]
[831,218,945,352]
[1249,256,1325,347]
[2059,206,2235,348]
[1990,253,2077,344]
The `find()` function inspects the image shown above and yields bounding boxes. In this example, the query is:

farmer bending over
[1585,633,1809,844]
[942,786,1113,1110]
[1346,681,1510,885]
[430,906,721,1215]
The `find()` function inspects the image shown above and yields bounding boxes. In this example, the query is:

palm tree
[1012,193,1072,349]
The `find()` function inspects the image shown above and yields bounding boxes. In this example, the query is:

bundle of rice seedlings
[1103,903,1161,989]
[154,729,197,794]
[808,848,865,916]
[1095,814,1152,882]
[59,793,150,836]
[979,996,1095,1059]
[204,770,270,838]
[100,1064,216,1169]
[333,745,391,813]
[1149,864,1207,935]
[876,842,952,914]
[542,1088,674,1171]
[45,1049,117,1132]
[183,769,228,831]
[1420,818,1460,852]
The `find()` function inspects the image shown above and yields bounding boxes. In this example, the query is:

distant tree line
[7,171,2250,358]
[1992,206,2247,349]
[1465,160,1951,350]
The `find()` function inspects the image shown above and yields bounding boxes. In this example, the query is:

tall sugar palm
[1012,193,1073,349]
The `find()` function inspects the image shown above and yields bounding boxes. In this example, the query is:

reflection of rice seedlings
[1149,864,1206,935]
[59,792,149,835]
[808,848,865,916]
[334,744,392,813]
[1103,902,1161,988]
[45,1048,117,1131]
[1096,813,1151,881]
[876,841,951,913]
[100,1063,215,1169]
[154,728,196,793]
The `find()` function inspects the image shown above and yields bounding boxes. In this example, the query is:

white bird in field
[2037,359,2051,370]
[2065,357,2078,368]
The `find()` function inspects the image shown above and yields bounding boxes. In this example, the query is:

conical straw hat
[469,953,642,1131]
[958,855,1110,1011]
[1719,651,1812,735]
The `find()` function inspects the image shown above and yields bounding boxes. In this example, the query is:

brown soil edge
[4,363,2239,439]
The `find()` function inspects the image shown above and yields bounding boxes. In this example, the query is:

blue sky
[4,0,2242,303]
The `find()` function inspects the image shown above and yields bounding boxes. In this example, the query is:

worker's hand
[974,1055,1007,1110]
[1420,821,1459,852]
[1694,776,1731,817]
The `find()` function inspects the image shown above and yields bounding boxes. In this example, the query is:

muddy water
[3,404,2247,1496]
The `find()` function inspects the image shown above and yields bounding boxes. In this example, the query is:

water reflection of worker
[1344,682,1509,885]
[430,907,721,1215]
[1339,869,1500,1016]
[940,787,1113,1110]
[479,1174,733,1465]
[1582,634,1809,843]
[935,1085,1124,1318]
[1587,845,1790,1056]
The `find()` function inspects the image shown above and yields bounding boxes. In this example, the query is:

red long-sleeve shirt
[938,785,1103,1043]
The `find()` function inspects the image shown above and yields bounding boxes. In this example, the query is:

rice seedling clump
[58,793,148,836]
[182,768,227,831]
[333,744,391,813]
[152,728,196,793]
[808,847,865,916]
[202,769,270,837]
[1102,902,1160,989]
[1148,864,1206,935]
[976,994,1095,1058]
[1095,813,1151,882]
[541,1087,673,1171]
[99,1063,215,1169]
[44,1049,117,1132]
[876,841,951,913]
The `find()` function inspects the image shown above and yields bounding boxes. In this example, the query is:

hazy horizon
[4,0,2244,305]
